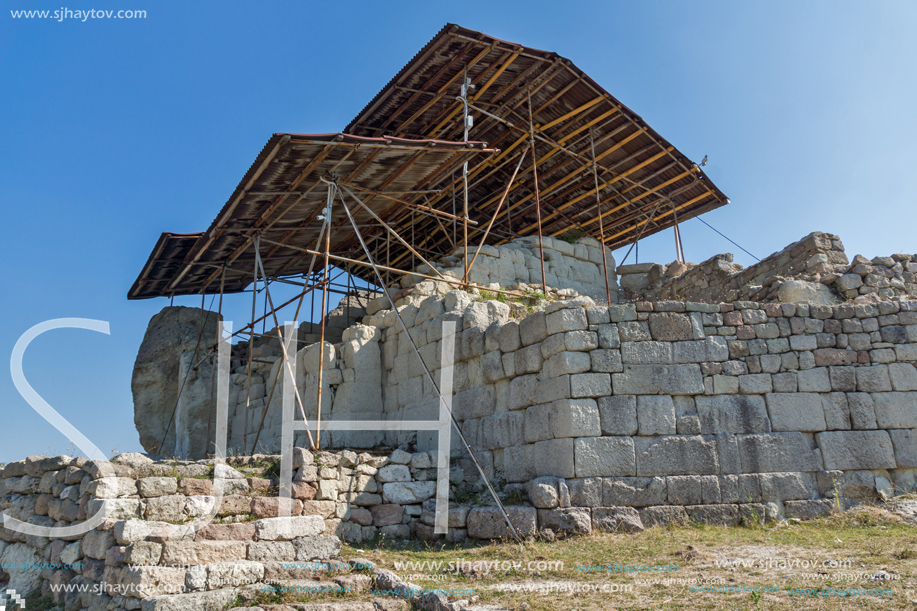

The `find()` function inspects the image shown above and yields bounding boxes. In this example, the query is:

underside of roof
[129,24,728,300]
[129,134,494,299]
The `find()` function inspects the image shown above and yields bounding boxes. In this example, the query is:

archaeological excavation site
[3,23,917,611]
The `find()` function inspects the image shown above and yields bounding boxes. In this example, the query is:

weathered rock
[132,306,221,459]
[816,431,896,470]
[574,437,635,477]
[591,506,644,533]
[538,507,592,535]
[253,516,325,541]
[634,435,718,476]
[466,506,537,539]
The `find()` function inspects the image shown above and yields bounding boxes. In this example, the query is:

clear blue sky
[1,1,915,462]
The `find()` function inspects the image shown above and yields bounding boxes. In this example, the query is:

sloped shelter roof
[130,24,728,299]
[129,133,494,299]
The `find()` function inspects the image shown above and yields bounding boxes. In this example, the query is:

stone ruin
[4,230,917,609]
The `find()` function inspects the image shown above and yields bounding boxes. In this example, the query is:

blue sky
[1,1,915,462]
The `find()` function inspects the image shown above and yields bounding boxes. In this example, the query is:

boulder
[132,306,221,459]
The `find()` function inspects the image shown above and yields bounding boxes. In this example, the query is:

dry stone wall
[0,448,470,609]
[618,231,917,305]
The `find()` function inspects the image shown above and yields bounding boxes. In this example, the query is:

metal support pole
[590,132,613,305]
[528,90,548,296]
[315,183,335,450]
[250,220,329,455]
[460,68,471,285]
[252,233,317,450]
[334,183,523,544]
[465,146,528,280]
[243,243,259,450]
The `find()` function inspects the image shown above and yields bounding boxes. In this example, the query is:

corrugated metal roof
[345,24,728,270]
[129,133,495,299]
[130,25,728,299]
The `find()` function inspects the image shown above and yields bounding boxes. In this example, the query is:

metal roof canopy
[130,24,729,300]
[129,133,495,299]
[345,24,728,270]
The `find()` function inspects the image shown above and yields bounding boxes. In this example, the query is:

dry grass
[338,505,917,610]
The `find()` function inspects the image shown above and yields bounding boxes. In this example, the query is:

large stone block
[597,395,638,435]
[527,477,560,509]
[574,437,635,477]
[537,508,592,535]
[543,351,591,378]
[816,431,896,470]
[784,499,834,520]
[591,507,644,533]
[640,506,688,528]
[634,435,718,476]
[758,472,817,501]
[532,438,576,478]
[139,588,237,611]
[552,399,601,438]
[696,395,770,434]
[519,311,547,346]
[602,476,667,506]
[160,541,247,566]
[509,374,538,411]
[570,373,612,398]
[382,482,436,504]
[453,386,495,421]
[133,306,221,459]
[648,313,694,341]
[857,365,892,392]
[253,516,325,541]
[848,393,878,429]
[686,505,740,526]
[514,344,544,375]
[524,403,553,443]
[591,349,623,373]
[890,429,917,468]
[798,368,831,392]
[545,308,588,335]
[612,364,703,395]
[568,477,602,507]
[821,392,852,429]
[481,412,524,449]
[872,392,917,428]
[636,395,676,436]
[246,541,295,562]
[889,363,917,391]
[667,475,721,505]
[736,433,820,473]
[765,393,827,432]
[467,506,537,539]
[719,474,763,503]
[120,566,187,598]
[292,536,342,561]
[621,341,673,364]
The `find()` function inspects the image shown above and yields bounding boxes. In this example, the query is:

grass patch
[333,506,917,611]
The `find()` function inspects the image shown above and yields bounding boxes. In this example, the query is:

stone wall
[216,287,917,521]
[617,231,917,305]
[393,235,617,304]
[0,448,473,608]
[137,284,917,520]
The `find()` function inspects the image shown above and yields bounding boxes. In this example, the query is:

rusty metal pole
[461,69,471,286]
[466,146,528,279]
[243,239,259,451]
[590,132,613,306]
[528,90,547,296]
[206,266,226,456]
[315,183,334,450]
